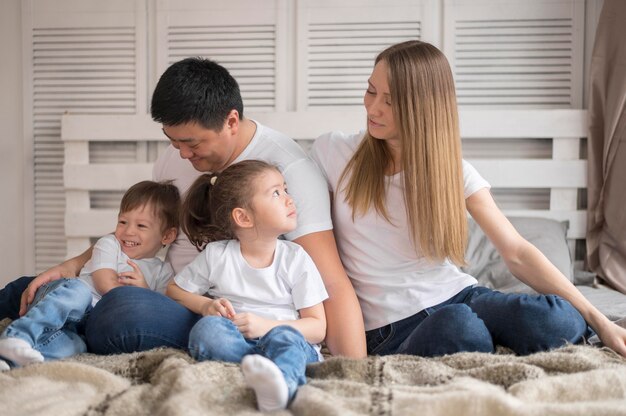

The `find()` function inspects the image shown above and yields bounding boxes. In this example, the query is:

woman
[311,40,626,357]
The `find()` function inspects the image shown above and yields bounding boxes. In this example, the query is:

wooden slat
[469,159,586,188]
[64,163,153,190]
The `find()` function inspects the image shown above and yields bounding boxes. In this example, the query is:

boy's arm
[294,230,367,357]
[20,246,94,316]
[91,268,123,295]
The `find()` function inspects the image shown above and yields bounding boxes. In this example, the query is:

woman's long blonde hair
[339,40,467,265]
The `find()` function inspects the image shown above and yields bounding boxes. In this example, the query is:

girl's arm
[166,280,234,317]
[232,302,327,344]
[467,188,626,357]
[294,230,367,357]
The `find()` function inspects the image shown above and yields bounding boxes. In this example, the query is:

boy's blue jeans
[1,278,92,361]
[366,285,591,356]
[189,316,320,400]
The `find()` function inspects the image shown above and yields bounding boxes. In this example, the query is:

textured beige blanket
[2,344,626,416]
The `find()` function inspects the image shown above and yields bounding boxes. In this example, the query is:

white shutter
[156,0,289,111]
[444,0,585,109]
[296,0,436,110]
[23,0,147,272]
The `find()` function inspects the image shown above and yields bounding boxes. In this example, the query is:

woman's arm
[294,230,367,358]
[19,246,94,316]
[467,188,626,356]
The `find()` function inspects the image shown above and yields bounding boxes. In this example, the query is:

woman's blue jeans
[366,285,591,356]
[189,316,320,400]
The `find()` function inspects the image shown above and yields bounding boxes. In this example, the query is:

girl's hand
[117,260,149,288]
[232,312,273,339]
[202,298,235,318]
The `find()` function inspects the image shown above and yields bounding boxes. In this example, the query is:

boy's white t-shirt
[174,239,328,322]
[152,120,333,274]
[311,130,491,331]
[79,234,174,306]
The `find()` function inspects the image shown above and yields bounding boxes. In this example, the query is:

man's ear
[232,207,253,229]
[161,227,178,246]
[225,109,239,135]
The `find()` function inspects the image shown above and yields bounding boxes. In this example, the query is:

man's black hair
[151,57,244,131]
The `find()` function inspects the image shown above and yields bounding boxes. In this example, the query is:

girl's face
[114,203,170,259]
[364,60,398,142]
[247,169,297,238]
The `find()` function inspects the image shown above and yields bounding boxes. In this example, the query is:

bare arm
[467,188,626,357]
[91,268,122,295]
[20,245,94,316]
[294,230,367,358]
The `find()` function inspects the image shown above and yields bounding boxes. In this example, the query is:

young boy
[0,180,180,370]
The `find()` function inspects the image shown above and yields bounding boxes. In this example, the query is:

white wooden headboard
[61,109,587,262]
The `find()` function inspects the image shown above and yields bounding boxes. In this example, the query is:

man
[2,58,365,358]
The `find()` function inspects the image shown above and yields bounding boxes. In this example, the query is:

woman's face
[364,60,398,142]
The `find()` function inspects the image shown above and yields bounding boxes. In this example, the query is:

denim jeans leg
[0,275,35,320]
[85,286,201,354]
[2,279,92,360]
[396,303,494,357]
[464,286,588,355]
[188,316,254,362]
[254,325,319,400]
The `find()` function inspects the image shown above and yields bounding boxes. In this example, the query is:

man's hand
[117,260,149,288]
[232,312,274,339]
[202,298,235,319]
[19,266,68,316]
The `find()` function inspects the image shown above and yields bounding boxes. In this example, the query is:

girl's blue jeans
[188,316,320,400]
[1,278,92,361]
[366,285,592,356]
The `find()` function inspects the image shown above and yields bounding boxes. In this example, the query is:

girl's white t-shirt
[311,130,490,330]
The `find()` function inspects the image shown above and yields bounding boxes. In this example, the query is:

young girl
[311,40,626,358]
[166,160,327,412]
[0,181,180,369]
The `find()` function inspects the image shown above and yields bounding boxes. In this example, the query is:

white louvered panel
[443,0,585,109]
[156,0,288,111]
[27,0,146,273]
[297,0,433,109]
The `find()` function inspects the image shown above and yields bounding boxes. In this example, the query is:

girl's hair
[339,40,467,266]
[181,160,279,250]
[120,180,181,233]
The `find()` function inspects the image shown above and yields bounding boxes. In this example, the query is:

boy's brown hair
[119,180,181,233]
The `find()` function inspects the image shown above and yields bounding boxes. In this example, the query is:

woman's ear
[161,227,178,246]
[232,207,254,229]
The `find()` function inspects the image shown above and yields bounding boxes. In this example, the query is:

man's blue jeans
[1,280,200,354]
[1,279,92,361]
[366,285,590,356]
[189,316,320,400]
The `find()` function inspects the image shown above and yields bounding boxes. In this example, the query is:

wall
[0,0,27,288]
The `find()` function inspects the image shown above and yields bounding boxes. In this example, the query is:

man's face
[162,121,238,173]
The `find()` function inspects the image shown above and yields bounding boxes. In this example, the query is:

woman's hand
[117,260,149,289]
[202,297,235,319]
[596,321,626,357]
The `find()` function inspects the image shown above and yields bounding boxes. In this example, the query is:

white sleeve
[173,249,213,294]
[289,249,329,310]
[89,235,121,272]
[463,159,491,198]
[282,157,333,241]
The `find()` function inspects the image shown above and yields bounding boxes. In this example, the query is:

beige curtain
[587,0,626,293]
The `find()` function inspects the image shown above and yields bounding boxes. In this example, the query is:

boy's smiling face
[114,203,170,259]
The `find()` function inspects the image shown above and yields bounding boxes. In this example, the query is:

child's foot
[242,354,289,411]
[0,359,10,371]
[0,337,44,367]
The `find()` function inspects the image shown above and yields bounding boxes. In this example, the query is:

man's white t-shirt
[153,120,333,274]
[79,234,174,306]
[174,239,329,322]
[311,130,491,331]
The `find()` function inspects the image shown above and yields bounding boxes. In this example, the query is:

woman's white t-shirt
[311,130,490,330]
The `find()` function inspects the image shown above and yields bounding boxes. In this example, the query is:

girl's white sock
[0,337,44,367]
[241,354,289,411]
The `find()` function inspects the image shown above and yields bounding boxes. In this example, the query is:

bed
[1,110,626,415]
